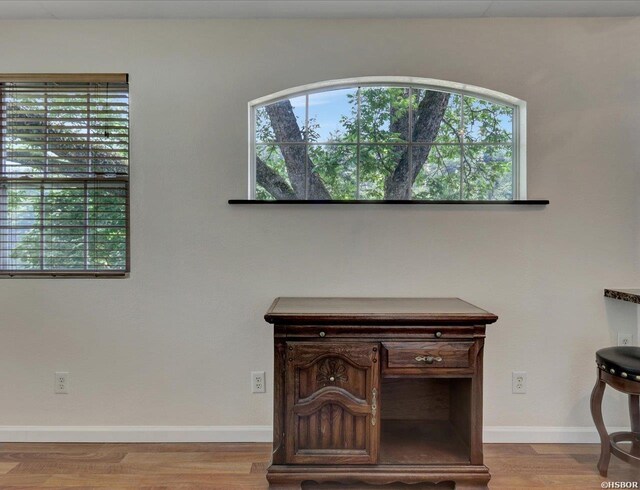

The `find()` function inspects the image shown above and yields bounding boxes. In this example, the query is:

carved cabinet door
[285,342,380,464]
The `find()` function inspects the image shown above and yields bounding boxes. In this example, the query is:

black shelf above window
[228,199,549,205]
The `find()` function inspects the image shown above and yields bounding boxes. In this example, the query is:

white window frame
[248,76,527,200]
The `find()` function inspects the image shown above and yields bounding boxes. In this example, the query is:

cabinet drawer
[383,341,474,369]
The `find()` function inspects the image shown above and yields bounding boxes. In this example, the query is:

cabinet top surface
[264,297,498,325]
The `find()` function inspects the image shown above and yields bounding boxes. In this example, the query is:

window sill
[0,271,128,278]
[228,199,549,205]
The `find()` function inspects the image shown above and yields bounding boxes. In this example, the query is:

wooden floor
[0,442,638,489]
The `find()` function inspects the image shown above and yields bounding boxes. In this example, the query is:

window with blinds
[0,74,129,276]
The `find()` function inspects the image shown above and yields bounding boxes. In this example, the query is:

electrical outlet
[512,371,526,394]
[618,333,634,346]
[55,372,69,394]
[251,371,265,393]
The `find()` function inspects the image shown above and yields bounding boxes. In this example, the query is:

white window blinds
[0,74,129,276]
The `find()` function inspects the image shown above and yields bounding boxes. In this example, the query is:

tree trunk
[265,101,330,199]
[384,91,450,199]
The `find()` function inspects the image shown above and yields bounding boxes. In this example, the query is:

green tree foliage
[255,85,513,200]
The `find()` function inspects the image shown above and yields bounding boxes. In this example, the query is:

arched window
[249,77,526,201]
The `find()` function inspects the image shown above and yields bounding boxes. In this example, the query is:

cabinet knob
[319,331,326,337]
[329,376,335,382]
[435,331,442,338]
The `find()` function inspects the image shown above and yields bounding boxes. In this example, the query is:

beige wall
[0,17,639,435]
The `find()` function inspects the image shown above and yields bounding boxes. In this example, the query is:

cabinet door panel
[297,404,369,450]
[285,342,379,464]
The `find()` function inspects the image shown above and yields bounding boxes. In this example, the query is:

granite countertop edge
[605,288,640,305]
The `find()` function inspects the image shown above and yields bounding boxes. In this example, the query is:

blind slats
[0,77,129,276]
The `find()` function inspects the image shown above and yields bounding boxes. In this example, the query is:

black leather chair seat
[596,346,640,381]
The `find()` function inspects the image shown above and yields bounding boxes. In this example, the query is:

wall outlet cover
[251,371,266,393]
[618,333,634,346]
[512,371,527,394]
[55,372,69,394]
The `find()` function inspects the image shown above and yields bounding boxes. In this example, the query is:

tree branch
[255,156,297,200]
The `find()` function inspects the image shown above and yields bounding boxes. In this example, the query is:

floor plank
[0,442,637,488]
[0,463,18,474]
[530,443,601,455]
[8,461,253,475]
[0,443,126,464]
[121,451,269,464]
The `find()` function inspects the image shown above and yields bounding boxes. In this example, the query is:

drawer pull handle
[415,355,442,364]
[319,331,326,337]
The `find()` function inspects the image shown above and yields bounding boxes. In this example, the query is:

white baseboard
[0,425,627,444]
[0,425,273,443]
[483,425,627,444]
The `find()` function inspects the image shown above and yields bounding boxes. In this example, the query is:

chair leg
[629,394,640,456]
[590,374,610,477]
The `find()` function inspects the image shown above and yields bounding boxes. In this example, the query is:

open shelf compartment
[379,377,471,465]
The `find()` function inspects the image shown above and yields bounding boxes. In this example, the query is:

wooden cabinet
[265,297,497,490]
